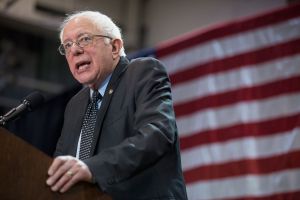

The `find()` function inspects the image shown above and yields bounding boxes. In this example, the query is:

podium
[0,127,112,200]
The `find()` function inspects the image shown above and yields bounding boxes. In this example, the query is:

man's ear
[111,38,122,59]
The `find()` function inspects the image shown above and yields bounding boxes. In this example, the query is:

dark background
[0,24,79,156]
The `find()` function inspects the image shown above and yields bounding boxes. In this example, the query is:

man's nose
[70,43,84,55]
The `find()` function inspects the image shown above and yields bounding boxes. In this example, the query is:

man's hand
[46,156,93,193]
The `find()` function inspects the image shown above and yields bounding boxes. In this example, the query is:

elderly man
[46,11,187,200]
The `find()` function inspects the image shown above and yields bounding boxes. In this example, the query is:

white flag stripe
[161,18,300,75]
[181,128,300,171]
[186,169,300,200]
[172,54,300,104]
[177,93,300,137]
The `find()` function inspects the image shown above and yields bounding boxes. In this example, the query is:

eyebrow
[62,32,91,43]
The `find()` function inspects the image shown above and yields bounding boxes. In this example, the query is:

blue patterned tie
[79,90,102,160]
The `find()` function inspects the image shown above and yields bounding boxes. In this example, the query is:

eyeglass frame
[58,33,113,55]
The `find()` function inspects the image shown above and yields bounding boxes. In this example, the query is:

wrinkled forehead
[62,17,101,41]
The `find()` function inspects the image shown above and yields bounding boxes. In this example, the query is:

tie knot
[92,90,101,103]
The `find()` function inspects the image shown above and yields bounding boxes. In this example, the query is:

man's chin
[80,81,98,90]
[76,76,92,84]
[76,76,98,89]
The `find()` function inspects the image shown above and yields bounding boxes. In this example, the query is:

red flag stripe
[169,38,300,85]
[184,150,300,183]
[180,113,300,150]
[156,3,300,57]
[175,76,300,117]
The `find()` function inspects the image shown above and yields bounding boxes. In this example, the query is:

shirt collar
[89,74,112,99]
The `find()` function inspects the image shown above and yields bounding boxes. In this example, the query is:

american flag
[130,3,300,199]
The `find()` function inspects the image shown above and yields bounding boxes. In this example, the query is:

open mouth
[76,60,91,71]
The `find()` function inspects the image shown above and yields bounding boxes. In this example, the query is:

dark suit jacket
[54,57,188,200]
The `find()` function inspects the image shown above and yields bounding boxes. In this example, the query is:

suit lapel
[90,57,129,155]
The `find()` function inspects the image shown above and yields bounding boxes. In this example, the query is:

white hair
[59,11,126,56]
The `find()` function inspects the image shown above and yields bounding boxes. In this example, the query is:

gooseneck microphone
[0,92,45,126]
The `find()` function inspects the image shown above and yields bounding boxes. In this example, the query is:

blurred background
[0,0,292,109]
[1,1,300,199]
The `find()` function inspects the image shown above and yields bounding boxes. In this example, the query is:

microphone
[0,92,45,126]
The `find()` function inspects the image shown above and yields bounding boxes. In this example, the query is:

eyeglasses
[58,33,113,55]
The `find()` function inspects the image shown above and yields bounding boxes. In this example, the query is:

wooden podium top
[0,127,111,200]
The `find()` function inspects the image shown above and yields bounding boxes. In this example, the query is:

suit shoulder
[128,57,167,73]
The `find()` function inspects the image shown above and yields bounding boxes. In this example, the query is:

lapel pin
[109,89,113,95]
